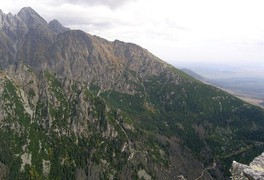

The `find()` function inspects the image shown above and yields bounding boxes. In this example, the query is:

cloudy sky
[2,0,264,68]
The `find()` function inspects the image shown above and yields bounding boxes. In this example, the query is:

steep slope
[0,7,57,70]
[0,7,264,179]
[48,19,70,34]
[0,65,213,179]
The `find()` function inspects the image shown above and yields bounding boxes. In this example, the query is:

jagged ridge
[0,7,264,179]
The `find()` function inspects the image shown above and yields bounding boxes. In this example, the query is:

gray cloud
[45,10,122,33]
[43,0,137,9]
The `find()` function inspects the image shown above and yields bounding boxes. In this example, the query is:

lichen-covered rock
[0,162,9,179]
[230,152,264,179]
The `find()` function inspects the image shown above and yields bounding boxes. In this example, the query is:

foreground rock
[230,152,264,179]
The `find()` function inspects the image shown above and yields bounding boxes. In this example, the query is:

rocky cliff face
[231,152,264,179]
[48,19,70,34]
[0,7,264,179]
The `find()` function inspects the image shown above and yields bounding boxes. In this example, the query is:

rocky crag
[231,152,264,179]
[0,7,264,179]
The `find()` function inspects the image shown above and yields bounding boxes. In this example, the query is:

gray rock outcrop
[48,19,70,33]
[0,162,9,179]
[230,152,264,179]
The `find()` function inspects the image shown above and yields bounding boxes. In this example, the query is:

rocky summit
[0,7,264,179]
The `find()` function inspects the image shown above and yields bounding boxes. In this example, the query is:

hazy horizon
[175,62,264,79]
[2,0,264,68]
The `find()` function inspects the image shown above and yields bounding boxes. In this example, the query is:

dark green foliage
[141,73,264,175]
[2,79,31,126]
[101,90,145,115]
[28,88,36,98]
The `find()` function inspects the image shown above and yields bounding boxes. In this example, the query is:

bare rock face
[17,7,47,28]
[0,7,69,70]
[49,19,70,34]
[230,152,264,179]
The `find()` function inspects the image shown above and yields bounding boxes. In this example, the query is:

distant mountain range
[0,7,264,179]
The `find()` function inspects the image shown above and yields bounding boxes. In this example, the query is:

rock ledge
[230,152,264,179]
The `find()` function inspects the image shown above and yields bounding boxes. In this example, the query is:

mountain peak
[18,7,38,14]
[48,19,70,34]
[17,7,47,27]
[18,7,38,17]
[0,10,16,31]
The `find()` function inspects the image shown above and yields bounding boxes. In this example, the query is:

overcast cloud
[2,0,264,67]
[37,0,137,9]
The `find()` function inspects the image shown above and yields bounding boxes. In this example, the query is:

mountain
[181,68,207,81]
[0,7,264,179]
[48,19,70,34]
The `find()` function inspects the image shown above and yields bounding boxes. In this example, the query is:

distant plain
[179,63,264,108]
